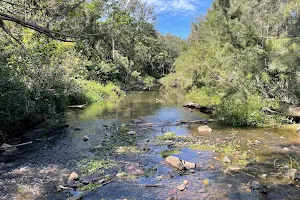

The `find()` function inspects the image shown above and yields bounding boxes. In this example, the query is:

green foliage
[186,87,222,106]
[0,0,183,140]
[120,124,130,133]
[157,132,177,141]
[162,0,300,126]
[143,76,156,90]
[215,95,268,126]
[70,79,124,104]
[77,158,117,174]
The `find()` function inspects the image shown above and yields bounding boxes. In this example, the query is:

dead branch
[131,119,216,128]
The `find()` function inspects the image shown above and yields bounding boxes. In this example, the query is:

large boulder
[197,125,213,134]
[166,156,185,171]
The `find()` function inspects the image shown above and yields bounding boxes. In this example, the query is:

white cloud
[141,0,203,13]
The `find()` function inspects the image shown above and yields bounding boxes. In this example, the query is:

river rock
[261,174,267,178]
[283,147,290,151]
[284,169,300,180]
[83,136,89,141]
[182,160,196,169]
[127,131,137,135]
[197,125,212,134]
[166,156,185,171]
[249,181,261,190]
[125,163,144,175]
[166,197,176,200]
[223,155,232,163]
[133,119,143,124]
[183,180,189,185]
[68,172,79,181]
[177,184,186,191]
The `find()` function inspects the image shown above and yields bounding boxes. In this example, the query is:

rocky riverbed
[1,91,300,200]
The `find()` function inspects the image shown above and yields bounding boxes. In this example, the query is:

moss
[160,149,181,158]
[115,146,141,154]
[77,159,117,174]
[78,182,101,191]
[157,132,177,141]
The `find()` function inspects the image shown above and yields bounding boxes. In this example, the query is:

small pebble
[177,184,185,191]
[83,136,89,141]
[183,180,189,185]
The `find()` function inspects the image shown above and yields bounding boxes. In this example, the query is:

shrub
[69,79,124,105]
[186,87,222,106]
[215,95,268,126]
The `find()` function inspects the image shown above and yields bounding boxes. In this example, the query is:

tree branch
[0,13,77,42]
[0,19,25,47]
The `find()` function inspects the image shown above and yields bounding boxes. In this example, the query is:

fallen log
[143,184,165,188]
[131,119,216,128]
[262,107,300,123]
[0,141,32,150]
[68,105,86,109]
[176,119,217,125]
[183,102,214,114]
[68,104,86,109]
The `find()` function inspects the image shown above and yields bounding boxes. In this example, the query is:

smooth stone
[183,180,189,185]
[223,155,232,163]
[166,156,185,171]
[83,136,89,141]
[68,172,79,181]
[177,184,185,191]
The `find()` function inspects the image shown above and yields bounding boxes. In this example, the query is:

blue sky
[141,0,214,38]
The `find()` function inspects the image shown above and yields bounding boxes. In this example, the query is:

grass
[71,79,125,104]
[120,124,130,133]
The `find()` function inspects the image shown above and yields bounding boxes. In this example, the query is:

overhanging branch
[0,13,78,42]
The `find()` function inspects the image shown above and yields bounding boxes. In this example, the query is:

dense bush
[215,95,267,126]
[162,0,300,126]
[69,79,125,104]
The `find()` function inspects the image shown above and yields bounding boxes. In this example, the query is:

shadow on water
[1,91,300,199]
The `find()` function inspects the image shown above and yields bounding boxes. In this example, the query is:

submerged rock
[133,119,143,124]
[127,131,137,135]
[165,156,185,171]
[197,125,213,134]
[125,163,144,175]
[249,181,261,190]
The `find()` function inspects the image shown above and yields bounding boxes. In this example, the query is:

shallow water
[1,91,300,200]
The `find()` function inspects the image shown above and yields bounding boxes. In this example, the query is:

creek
[1,91,300,200]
